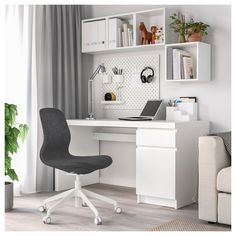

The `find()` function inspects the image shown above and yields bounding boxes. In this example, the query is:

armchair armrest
[198,136,230,222]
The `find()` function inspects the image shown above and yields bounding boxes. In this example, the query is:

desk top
[67,119,209,129]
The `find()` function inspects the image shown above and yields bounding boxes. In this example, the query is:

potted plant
[186,19,210,42]
[169,13,186,43]
[5,103,28,211]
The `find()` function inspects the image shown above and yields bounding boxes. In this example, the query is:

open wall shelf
[82,8,211,83]
[165,42,211,82]
[82,8,175,54]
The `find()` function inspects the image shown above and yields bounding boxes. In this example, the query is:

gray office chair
[39,108,122,225]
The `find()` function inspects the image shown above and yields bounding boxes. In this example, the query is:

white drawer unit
[136,122,209,209]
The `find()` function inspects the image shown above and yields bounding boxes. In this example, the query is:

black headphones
[140,67,155,83]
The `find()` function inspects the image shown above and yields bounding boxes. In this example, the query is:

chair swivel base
[39,175,122,225]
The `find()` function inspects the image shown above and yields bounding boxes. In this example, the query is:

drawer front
[136,129,176,148]
[136,147,176,199]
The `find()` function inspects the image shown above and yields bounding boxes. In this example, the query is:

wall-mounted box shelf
[82,8,175,54]
[165,42,211,82]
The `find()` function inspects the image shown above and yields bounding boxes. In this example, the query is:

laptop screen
[140,100,162,117]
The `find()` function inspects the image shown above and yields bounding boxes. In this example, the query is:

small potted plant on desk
[186,19,210,42]
[5,103,28,211]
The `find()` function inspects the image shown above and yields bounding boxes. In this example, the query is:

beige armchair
[198,136,231,225]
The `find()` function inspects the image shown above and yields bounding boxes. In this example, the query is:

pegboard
[98,54,160,110]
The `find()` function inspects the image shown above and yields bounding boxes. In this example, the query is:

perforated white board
[97,54,160,110]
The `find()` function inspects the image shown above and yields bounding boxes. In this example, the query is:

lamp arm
[89,65,102,82]
[87,64,105,119]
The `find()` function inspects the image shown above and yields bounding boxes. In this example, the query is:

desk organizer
[113,74,124,83]
[100,73,112,84]
[166,103,198,121]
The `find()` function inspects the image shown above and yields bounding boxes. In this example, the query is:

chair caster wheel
[43,216,51,224]
[39,205,47,212]
[94,216,102,225]
[115,206,122,214]
[82,202,88,207]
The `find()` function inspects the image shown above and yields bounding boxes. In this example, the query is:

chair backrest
[39,108,71,163]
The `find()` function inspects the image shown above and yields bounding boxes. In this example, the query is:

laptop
[119,100,163,121]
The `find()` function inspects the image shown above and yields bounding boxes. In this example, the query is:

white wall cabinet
[82,8,176,54]
[82,8,211,83]
[165,42,211,82]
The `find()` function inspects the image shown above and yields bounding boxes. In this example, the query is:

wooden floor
[5,184,230,231]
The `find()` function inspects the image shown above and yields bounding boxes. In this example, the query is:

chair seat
[47,154,112,175]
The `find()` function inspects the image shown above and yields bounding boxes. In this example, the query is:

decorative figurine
[155,27,164,44]
[139,22,152,45]
[151,26,157,44]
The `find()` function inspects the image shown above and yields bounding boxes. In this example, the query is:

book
[118,27,122,47]
[173,49,179,80]
[122,23,133,47]
[173,49,192,80]
[128,28,133,46]
[122,32,125,47]
[183,57,194,79]
[167,48,173,80]
[123,23,128,47]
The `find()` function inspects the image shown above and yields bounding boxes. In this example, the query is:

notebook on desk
[119,100,163,121]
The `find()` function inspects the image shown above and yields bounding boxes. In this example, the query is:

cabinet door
[136,147,176,199]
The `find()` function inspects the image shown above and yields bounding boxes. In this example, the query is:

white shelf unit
[101,100,124,105]
[165,42,211,82]
[82,8,174,54]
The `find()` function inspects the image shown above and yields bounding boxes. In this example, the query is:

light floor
[5,184,230,231]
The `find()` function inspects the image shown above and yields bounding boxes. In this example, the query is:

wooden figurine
[151,26,157,44]
[139,22,152,45]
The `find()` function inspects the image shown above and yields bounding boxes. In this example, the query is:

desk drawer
[136,129,176,148]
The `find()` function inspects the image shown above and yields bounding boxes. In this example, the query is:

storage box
[166,103,198,121]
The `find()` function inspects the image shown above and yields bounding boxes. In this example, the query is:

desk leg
[55,126,99,191]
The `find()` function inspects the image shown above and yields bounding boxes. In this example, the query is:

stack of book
[167,48,194,80]
[108,18,133,48]
[120,23,133,47]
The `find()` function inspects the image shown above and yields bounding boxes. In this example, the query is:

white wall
[82,5,231,133]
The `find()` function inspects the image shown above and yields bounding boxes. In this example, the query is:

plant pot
[5,182,13,211]
[188,32,202,42]
[178,34,185,43]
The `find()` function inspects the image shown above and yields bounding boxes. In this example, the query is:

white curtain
[5,5,53,195]
[5,5,83,195]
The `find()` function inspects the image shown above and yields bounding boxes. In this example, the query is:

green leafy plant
[186,19,210,36]
[5,103,28,181]
[169,13,186,37]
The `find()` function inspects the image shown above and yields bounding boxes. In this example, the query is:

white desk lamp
[86,64,106,120]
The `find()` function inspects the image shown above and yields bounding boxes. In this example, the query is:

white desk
[55,119,209,209]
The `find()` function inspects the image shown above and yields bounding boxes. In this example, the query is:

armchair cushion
[217,167,231,193]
